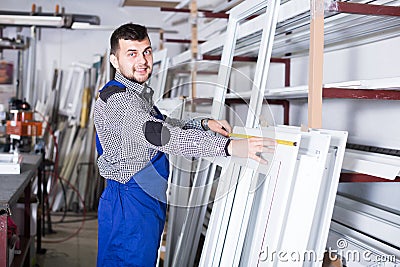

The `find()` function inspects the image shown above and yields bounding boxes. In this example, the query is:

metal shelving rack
[165,0,400,183]
[159,0,400,265]
[192,0,400,58]
[169,0,400,60]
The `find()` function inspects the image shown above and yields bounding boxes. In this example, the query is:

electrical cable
[51,215,98,224]
[41,175,87,243]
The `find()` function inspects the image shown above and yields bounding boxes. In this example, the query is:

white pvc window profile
[342,149,400,180]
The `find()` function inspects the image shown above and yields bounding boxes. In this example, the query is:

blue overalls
[96,80,169,267]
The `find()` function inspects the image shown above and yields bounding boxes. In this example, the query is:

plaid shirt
[94,72,229,183]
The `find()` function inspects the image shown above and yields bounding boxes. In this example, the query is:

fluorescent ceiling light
[0,11,100,28]
[0,15,64,27]
[71,22,114,30]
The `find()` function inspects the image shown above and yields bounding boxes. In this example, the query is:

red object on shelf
[6,121,42,136]
[6,110,42,137]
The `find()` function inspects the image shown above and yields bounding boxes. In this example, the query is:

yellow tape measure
[228,133,297,147]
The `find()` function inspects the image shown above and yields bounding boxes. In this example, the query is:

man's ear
[110,54,119,70]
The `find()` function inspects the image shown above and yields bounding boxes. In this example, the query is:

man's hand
[227,137,275,164]
[208,119,232,137]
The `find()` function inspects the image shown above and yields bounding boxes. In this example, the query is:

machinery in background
[6,98,42,153]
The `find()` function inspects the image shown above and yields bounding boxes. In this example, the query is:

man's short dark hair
[110,23,150,55]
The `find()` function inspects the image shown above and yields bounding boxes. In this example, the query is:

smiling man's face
[110,37,153,84]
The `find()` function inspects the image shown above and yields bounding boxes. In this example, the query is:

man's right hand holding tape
[226,137,276,164]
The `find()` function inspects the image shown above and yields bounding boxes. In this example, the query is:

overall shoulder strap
[99,80,126,102]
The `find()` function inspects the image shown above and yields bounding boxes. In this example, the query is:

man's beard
[129,72,152,84]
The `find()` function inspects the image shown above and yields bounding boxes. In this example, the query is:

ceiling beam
[161,7,229,18]
[122,0,181,8]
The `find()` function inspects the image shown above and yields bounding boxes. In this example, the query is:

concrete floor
[32,211,168,267]
[35,212,98,267]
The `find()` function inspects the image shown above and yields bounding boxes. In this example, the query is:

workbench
[0,154,42,267]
